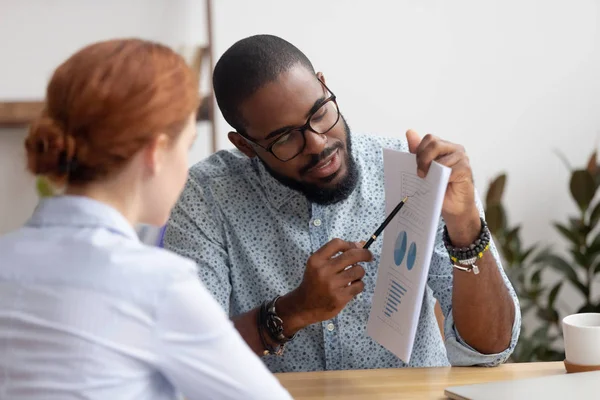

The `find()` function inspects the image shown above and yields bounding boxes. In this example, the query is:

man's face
[230,65,358,204]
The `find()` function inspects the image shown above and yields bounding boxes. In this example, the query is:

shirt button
[326,322,335,332]
[313,219,322,227]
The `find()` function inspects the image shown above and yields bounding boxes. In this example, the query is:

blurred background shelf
[0,101,45,128]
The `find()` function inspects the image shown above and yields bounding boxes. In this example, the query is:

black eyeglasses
[239,79,340,162]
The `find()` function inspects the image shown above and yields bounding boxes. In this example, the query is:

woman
[0,39,292,400]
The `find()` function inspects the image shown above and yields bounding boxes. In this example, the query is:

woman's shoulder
[115,242,198,285]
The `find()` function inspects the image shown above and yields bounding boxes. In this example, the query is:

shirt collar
[252,157,302,210]
[26,195,140,241]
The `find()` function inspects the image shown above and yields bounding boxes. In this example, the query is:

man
[164,34,520,373]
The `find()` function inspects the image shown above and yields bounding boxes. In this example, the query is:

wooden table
[276,362,565,399]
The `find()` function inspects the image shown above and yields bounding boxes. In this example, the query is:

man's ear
[316,71,326,84]
[228,131,257,158]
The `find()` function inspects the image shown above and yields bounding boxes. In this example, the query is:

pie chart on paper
[394,231,417,271]
[407,242,417,271]
[394,231,407,266]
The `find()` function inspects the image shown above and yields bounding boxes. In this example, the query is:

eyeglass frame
[237,78,340,162]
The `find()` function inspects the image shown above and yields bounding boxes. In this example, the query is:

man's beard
[259,115,359,205]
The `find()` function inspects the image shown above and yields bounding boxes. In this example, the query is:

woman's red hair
[25,38,199,184]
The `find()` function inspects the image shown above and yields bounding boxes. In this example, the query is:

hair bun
[25,116,76,177]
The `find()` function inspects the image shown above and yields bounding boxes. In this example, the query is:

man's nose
[303,130,327,155]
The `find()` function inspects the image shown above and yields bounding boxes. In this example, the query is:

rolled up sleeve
[428,189,521,366]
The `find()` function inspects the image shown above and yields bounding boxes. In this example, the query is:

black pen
[363,196,409,249]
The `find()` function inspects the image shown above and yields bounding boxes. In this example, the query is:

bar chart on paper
[384,277,408,318]
[376,272,413,336]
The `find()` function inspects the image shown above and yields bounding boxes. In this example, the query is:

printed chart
[384,276,408,318]
[367,149,451,363]
[377,272,412,336]
[393,231,418,271]
[397,172,432,235]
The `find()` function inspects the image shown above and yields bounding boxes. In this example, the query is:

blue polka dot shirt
[164,134,521,373]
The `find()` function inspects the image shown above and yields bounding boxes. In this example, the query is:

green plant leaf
[513,340,535,363]
[546,335,561,343]
[505,268,522,287]
[502,245,515,265]
[537,307,559,323]
[523,244,549,266]
[587,151,597,176]
[578,303,597,313]
[553,222,581,246]
[534,253,588,297]
[535,348,566,362]
[486,204,506,234]
[525,287,544,301]
[533,253,575,280]
[594,262,600,275]
[569,217,591,238]
[514,323,565,362]
[530,246,552,264]
[520,302,536,315]
[587,232,600,256]
[589,201,600,227]
[485,174,506,207]
[520,246,536,263]
[570,169,596,212]
[547,282,562,308]
[532,325,550,341]
[570,249,591,269]
[505,226,522,258]
[505,226,520,244]
[531,269,542,287]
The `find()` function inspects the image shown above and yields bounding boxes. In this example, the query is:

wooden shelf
[0,99,212,126]
[0,101,44,127]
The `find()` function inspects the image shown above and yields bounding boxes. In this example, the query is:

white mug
[563,313,600,366]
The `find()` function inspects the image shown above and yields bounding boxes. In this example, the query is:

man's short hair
[212,34,315,133]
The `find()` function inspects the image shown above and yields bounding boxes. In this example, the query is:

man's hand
[406,129,480,246]
[231,238,372,356]
[406,129,515,354]
[277,238,372,336]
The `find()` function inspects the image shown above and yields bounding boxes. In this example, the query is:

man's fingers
[406,129,422,154]
[312,238,358,260]
[337,264,366,286]
[448,159,473,184]
[330,248,372,272]
[415,135,456,178]
[343,279,365,298]
[415,132,436,155]
[433,150,464,169]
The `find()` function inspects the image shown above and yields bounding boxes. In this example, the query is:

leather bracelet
[264,296,296,345]
[257,302,278,356]
[254,296,298,357]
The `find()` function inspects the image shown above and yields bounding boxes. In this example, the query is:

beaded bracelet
[442,217,491,274]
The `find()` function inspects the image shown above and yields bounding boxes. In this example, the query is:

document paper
[366,148,451,363]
